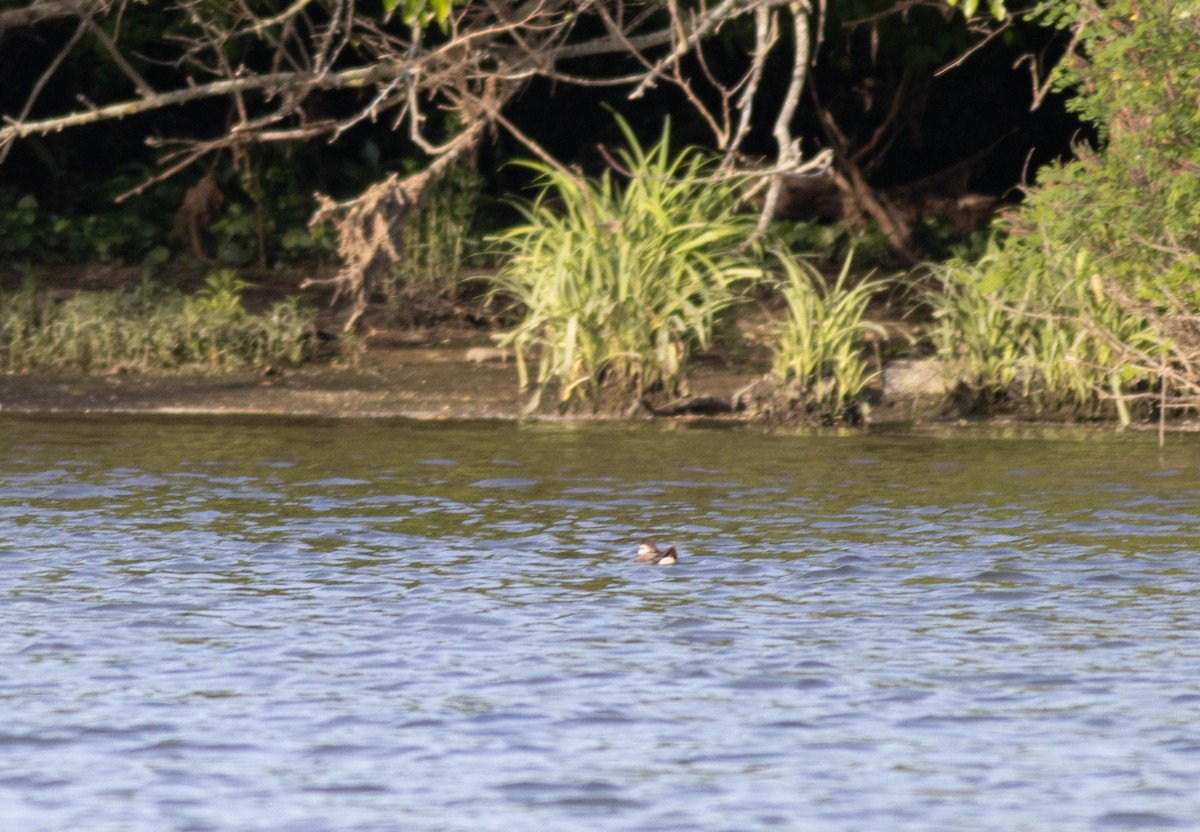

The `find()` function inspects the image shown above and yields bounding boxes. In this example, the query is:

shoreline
[0,345,526,422]
[1,343,1194,439]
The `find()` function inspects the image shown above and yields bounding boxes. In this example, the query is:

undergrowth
[0,270,318,372]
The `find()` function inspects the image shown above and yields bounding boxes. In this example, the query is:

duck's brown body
[635,539,678,565]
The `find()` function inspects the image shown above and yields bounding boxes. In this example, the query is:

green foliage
[0,178,336,269]
[208,195,337,268]
[491,118,761,413]
[382,0,461,29]
[930,0,1199,420]
[926,246,1031,407]
[206,203,258,266]
[186,269,254,321]
[0,273,318,372]
[0,191,164,267]
[927,238,1163,420]
[946,0,1009,20]
[770,251,886,421]
[1011,0,1200,302]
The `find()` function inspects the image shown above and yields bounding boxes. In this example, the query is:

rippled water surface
[3,416,1200,831]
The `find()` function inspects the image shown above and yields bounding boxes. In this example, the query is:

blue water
[2,417,1200,830]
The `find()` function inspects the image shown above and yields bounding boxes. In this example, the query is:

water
[2,416,1200,831]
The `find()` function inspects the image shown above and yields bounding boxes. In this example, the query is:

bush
[931,0,1199,420]
[927,241,1162,420]
[0,191,165,266]
[491,118,762,413]
[1018,0,1200,301]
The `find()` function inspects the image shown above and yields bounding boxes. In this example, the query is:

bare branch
[1018,17,1087,111]
[627,0,794,99]
[0,0,107,34]
[245,0,321,36]
[934,18,1010,76]
[2,0,834,325]
[83,13,154,97]
[0,16,88,164]
[723,3,775,168]
[758,0,812,231]
[1,62,399,143]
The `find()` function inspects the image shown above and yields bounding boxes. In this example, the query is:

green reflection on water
[2,415,1199,565]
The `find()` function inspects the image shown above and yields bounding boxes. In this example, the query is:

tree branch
[0,62,399,143]
[0,0,106,34]
[758,0,812,231]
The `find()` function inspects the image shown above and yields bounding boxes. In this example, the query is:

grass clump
[926,241,1163,422]
[0,269,318,372]
[768,251,886,422]
[492,118,761,413]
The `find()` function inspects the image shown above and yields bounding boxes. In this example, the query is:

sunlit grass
[491,118,761,412]
[926,240,1163,422]
[769,251,885,421]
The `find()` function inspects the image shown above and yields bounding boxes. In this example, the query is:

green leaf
[430,0,450,27]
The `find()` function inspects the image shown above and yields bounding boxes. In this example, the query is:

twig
[83,14,155,97]
[934,18,1011,77]
[723,2,774,167]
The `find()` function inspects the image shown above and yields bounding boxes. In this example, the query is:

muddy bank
[0,347,520,421]
[0,334,787,422]
[0,334,1188,435]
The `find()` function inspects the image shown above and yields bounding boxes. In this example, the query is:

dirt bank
[2,340,1193,436]
[0,329,778,422]
[0,348,518,421]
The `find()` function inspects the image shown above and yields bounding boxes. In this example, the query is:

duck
[635,538,679,566]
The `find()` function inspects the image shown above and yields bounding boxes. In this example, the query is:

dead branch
[1017,17,1088,112]
[300,119,492,330]
[723,3,775,170]
[0,63,398,145]
[0,15,88,165]
[758,1,813,231]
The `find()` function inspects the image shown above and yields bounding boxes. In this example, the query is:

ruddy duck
[635,539,678,566]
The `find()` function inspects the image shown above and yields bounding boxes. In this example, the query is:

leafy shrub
[931,0,1199,420]
[1016,0,1200,302]
[927,239,1163,421]
[492,118,761,413]
[0,191,165,266]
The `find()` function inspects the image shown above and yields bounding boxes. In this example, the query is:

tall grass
[769,251,885,421]
[0,270,317,372]
[491,119,761,412]
[926,240,1163,422]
